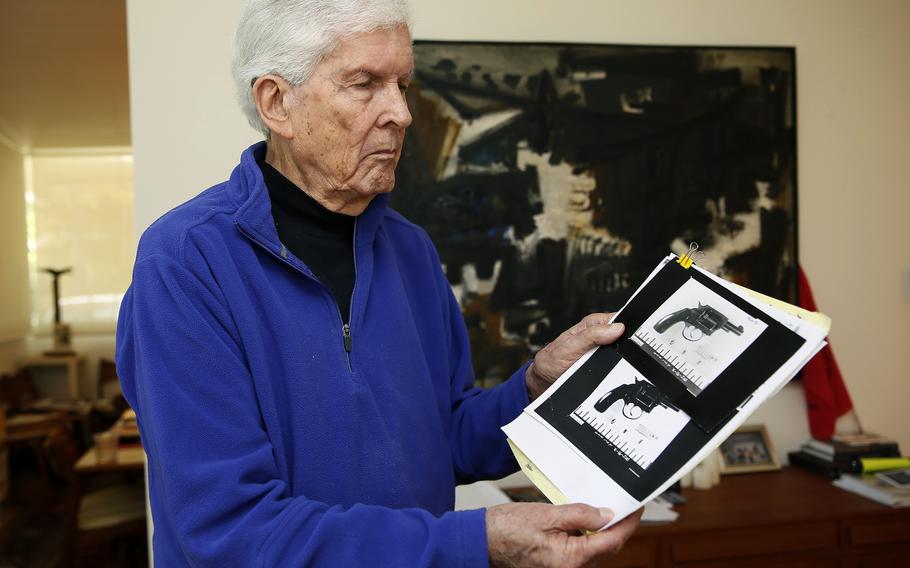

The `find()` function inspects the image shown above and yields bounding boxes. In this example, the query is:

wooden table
[74,408,144,475]
[5,411,68,443]
[600,467,910,567]
[74,444,145,474]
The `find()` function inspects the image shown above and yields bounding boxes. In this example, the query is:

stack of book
[788,433,902,478]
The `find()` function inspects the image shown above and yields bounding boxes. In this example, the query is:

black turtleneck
[259,159,355,324]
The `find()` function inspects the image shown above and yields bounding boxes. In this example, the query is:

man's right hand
[486,502,642,567]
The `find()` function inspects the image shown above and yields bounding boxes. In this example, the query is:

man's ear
[252,75,295,139]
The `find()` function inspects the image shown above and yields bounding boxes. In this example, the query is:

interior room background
[0,0,132,399]
[1,0,907,458]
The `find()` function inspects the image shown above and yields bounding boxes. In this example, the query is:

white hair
[232,0,412,136]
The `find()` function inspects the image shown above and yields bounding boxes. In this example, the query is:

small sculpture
[41,267,74,355]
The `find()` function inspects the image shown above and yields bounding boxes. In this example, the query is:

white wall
[126,0,910,454]
[0,140,30,374]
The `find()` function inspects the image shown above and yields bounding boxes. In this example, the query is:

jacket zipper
[341,218,358,372]
[236,220,358,374]
[342,323,352,352]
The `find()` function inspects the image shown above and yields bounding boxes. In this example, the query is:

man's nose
[379,83,412,129]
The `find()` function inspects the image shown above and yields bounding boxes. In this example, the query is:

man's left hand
[526,313,624,400]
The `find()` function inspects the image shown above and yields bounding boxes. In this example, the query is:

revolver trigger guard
[622,403,643,420]
[682,325,703,342]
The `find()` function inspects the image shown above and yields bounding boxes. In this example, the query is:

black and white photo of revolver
[653,303,744,341]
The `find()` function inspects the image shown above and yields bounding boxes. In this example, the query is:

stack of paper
[833,474,910,507]
[504,254,830,528]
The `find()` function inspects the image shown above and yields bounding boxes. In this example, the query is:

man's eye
[354,81,372,89]
[399,83,410,92]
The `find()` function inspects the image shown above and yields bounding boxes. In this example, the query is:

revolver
[593,378,678,420]
[653,303,744,341]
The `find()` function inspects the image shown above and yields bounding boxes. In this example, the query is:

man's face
[286,25,413,213]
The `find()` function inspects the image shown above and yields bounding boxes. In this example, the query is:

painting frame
[394,40,799,384]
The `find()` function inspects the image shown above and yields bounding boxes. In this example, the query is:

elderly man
[116,0,639,566]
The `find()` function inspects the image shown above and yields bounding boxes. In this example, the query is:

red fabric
[798,267,853,439]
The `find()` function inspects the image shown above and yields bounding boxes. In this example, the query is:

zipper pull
[342,323,352,353]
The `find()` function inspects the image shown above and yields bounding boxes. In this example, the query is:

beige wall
[0,140,30,374]
[126,0,910,453]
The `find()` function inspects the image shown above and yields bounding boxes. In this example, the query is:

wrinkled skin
[526,313,624,399]
[254,25,413,215]
[487,503,643,568]
[483,312,636,567]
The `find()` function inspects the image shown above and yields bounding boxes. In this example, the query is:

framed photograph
[720,425,780,474]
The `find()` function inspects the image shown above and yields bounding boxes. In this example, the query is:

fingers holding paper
[526,313,625,400]
[486,502,642,568]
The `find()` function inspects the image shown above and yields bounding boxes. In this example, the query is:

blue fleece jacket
[116,142,530,567]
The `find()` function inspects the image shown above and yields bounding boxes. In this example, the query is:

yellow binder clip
[676,242,699,269]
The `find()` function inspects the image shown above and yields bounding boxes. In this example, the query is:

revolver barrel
[722,321,744,335]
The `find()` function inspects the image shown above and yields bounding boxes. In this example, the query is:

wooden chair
[43,429,146,567]
[95,359,121,401]
[90,360,129,435]
[5,411,70,503]
[0,370,40,415]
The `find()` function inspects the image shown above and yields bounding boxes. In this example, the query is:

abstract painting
[391,41,797,383]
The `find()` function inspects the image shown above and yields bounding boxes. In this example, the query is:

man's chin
[363,171,397,196]
[374,179,396,195]
[342,186,394,215]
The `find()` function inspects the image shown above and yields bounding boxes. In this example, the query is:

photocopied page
[503,254,829,528]
[631,277,768,396]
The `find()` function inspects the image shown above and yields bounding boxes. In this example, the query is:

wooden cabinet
[601,468,910,567]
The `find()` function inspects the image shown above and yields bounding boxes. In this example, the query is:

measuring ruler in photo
[570,407,653,472]
[632,329,706,395]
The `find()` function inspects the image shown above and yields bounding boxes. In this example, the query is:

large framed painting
[391,41,797,384]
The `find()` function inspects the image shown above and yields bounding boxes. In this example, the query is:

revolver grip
[594,391,623,413]
[654,308,690,334]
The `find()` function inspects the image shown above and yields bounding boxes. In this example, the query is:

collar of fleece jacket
[230,141,392,261]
